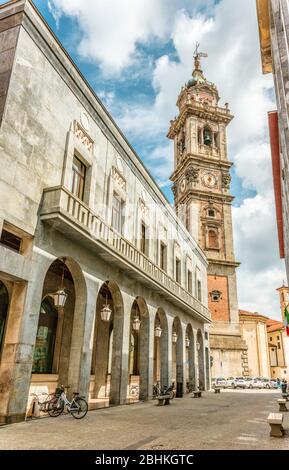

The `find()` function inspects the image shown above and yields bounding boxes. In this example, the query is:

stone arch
[197,329,205,390]
[153,308,169,390]
[172,316,184,397]
[128,296,149,401]
[203,125,213,147]
[92,279,124,406]
[185,324,195,393]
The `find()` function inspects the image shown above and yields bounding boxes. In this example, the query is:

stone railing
[40,186,211,322]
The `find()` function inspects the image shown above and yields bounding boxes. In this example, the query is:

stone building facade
[256,0,289,280]
[239,310,271,378]
[0,0,211,424]
[168,49,247,379]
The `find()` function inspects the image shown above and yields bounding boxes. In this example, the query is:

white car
[224,377,236,388]
[232,377,247,389]
[247,378,263,389]
[214,377,227,388]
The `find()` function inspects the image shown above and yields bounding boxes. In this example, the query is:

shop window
[32,298,58,374]
[0,281,9,354]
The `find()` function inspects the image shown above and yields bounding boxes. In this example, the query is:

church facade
[168,49,248,378]
[0,0,210,424]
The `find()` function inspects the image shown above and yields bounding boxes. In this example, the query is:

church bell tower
[168,45,248,378]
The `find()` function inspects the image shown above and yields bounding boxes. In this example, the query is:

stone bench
[192,390,202,398]
[278,398,288,412]
[156,395,171,406]
[214,387,221,394]
[267,413,284,437]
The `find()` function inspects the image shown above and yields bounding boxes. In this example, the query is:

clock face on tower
[202,172,217,188]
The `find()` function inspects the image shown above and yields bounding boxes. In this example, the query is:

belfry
[168,45,248,378]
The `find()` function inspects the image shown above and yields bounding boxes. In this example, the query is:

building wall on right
[256,0,289,279]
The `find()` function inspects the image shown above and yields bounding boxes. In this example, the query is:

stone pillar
[0,251,50,424]
[193,328,199,390]
[110,292,130,406]
[166,315,174,387]
[67,274,98,398]
[140,306,155,400]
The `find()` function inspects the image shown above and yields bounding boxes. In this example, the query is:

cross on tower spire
[193,42,208,73]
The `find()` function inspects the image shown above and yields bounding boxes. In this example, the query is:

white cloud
[49,0,286,319]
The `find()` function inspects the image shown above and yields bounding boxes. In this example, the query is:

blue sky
[3,0,286,318]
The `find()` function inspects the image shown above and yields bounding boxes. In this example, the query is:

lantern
[185,335,190,348]
[51,258,68,309]
[100,290,112,322]
[155,324,162,338]
[132,314,141,332]
[172,331,178,343]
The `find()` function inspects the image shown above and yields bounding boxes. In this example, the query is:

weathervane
[194,42,208,71]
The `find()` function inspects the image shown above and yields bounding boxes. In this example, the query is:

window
[111,193,124,234]
[205,332,208,340]
[71,155,86,200]
[211,290,221,302]
[208,229,218,249]
[197,280,202,302]
[187,270,192,294]
[175,258,181,284]
[208,209,215,218]
[270,337,272,342]
[0,229,22,253]
[278,342,281,350]
[32,298,58,373]
[160,242,167,272]
[140,222,148,255]
[0,281,9,354]
[277,335,280,340]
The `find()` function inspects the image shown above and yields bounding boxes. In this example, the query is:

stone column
[166,315,174,387]
[110,292,130,406]
[67,274,98,398]
[0,251,51,424]
[193,328,199,390]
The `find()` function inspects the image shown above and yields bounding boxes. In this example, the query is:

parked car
[224,377,235,388]
[269,379,279,389]
[247,378,263,389]
[232,377,247,389]
[214,377,227,388]
[261,378,273,389]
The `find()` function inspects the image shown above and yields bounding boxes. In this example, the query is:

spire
[188,42,208,88]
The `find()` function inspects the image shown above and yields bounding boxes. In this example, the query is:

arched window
[32,298,58,373]
[203,126,213,147]
[208,229,218,249]
[0,281,9,353]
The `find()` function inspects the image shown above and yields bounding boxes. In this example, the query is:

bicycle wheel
[70,397,88,419]
[48,397,64,417]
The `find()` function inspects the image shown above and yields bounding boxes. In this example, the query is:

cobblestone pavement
[1,390,289,450]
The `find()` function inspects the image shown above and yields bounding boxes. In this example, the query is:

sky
[6,0,286,319]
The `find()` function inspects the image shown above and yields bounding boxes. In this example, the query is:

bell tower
[168,45,248,378]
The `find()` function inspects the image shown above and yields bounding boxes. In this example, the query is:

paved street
[1,390,289,450]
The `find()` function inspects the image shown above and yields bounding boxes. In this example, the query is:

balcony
[40,186,211,323]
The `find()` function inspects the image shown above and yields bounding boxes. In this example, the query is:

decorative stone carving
[186,165,199,183]
[172,183,178,198]
[74,121,93,153]
[222,172,231,189]
[139,198,149,217]
[112,166,126,191]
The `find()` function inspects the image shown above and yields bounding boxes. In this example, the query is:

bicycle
[29,392,55,414]
[47,385,88,419]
